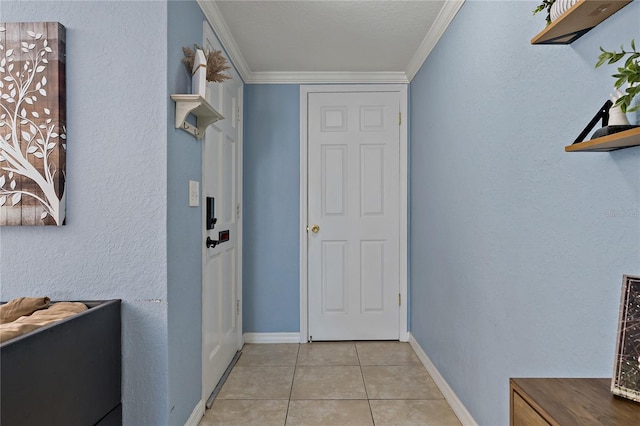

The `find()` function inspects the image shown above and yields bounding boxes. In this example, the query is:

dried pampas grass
[182,44,231,83]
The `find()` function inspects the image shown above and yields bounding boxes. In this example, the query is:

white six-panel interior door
[301,86,408,342]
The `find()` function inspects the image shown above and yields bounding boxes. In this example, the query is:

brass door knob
[310,224,320,233]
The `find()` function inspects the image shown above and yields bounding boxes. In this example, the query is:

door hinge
[236,299,240,315]
[398,112,401,125]
[398,293,401,306]
[236,106,241,126]
[236,204,241,219]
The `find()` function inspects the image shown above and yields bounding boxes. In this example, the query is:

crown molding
[199,0,463,85]
[197,0,251,82]
[405,0,465,81]
[247,71,409,85]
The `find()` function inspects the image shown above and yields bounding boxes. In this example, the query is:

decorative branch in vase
[182,44,231,98]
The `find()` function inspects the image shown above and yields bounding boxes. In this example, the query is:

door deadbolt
[310,224,320,233]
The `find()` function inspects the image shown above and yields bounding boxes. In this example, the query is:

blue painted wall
[0,1,169,425]
[409,1,640,424]
[243,84,301,332]
[3,1,637,423]
[166,1,206,424]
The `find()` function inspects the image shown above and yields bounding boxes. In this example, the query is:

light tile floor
[199,341,461,426]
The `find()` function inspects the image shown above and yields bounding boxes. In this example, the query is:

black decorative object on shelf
[592,125,640,139]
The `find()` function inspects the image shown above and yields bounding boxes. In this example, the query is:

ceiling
[198,0,464,84]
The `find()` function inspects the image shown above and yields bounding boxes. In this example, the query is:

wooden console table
[510,378,640,425]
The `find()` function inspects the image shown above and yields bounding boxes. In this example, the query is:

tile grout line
[283,343,301,425]
[354,342,377,425]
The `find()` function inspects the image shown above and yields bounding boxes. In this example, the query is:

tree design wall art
[0,22,66,226]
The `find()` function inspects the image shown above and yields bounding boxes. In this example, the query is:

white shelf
[171,94,224,139]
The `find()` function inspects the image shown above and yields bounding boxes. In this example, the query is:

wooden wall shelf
[510,378,640,425]
[531,0,633,45]
[565,127,640,152]
[171,94,224,139]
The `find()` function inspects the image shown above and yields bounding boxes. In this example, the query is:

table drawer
[512,391,551,426]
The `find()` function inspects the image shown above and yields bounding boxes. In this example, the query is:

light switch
[189,180,199,207]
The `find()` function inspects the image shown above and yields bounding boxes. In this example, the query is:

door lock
[206,236,218,248]
[310,224,320,234]
[206,230,230,249]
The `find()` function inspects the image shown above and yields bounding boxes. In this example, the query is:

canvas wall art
[0,22,66,226]
[612,274,640,402]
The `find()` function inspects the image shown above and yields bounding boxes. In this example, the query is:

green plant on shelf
[596,39,640,113]
[532,0,556,26]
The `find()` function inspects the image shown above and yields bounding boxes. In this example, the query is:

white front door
[201,24,242,402]
[307,90,402,341]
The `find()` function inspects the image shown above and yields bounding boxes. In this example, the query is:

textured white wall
[0,1,169,424]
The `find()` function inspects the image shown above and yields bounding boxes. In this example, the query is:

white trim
[236,83,244,351]
[409,334,478,426]
[299,84,409,344]
[398,85,408,343]
[197,0,251,82]
[299,87,309,343]
[184,399,205,426]
[405,0,465,81]
[249,71,409,85]
[243,332,301,344]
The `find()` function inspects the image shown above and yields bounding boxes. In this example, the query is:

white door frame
[299,84,408,343]
[234,83,244,351]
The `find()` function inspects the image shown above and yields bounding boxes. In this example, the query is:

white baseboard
[243,332,301,344]
[408,333,478,426]
[184,399,205,426]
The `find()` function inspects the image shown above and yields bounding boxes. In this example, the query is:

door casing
[299,84,408,343]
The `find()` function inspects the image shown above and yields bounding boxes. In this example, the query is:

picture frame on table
[612,274,640,402]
